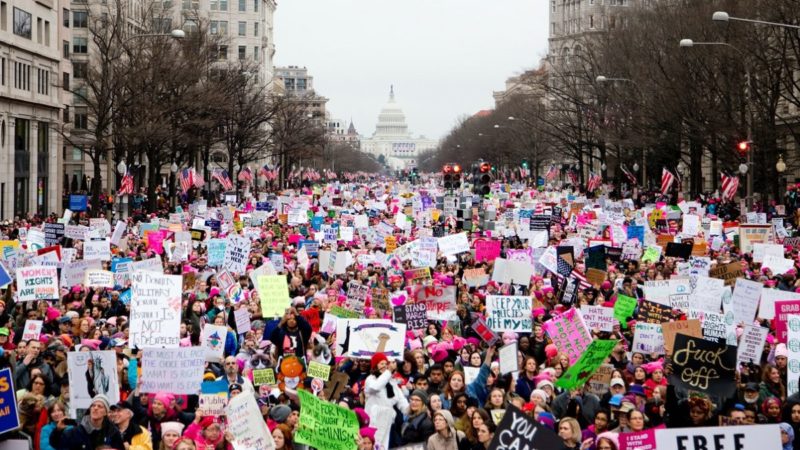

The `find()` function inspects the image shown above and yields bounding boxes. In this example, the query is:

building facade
[327,117,359,150]
[0,0,69,219]
[360,86,437,170]
[274,65,328,120]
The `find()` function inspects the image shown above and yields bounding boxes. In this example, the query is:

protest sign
[393,303,427,331]
[661,319,703,356]
[580,305,615,332]
[234,308,251,334]
[669,333,737,400]
[472,316,500,347]
[201,324,228,362]
[739,224,774,254]
[16,266,58,301]
[474,239,501,262]
[252,368,276,386]
[132,257,163,273]
[485,295,533,333]
[632,322,665,355]
[643,279,691,306]
[636,300,678,324]
[110,220,126,247]
[730,278,763,325]
[296,390,359,450]
[654,424,780,450]
[542,308,593,364]
[345,281,370,313]
[760,289,800,320]
[199,380,229,416]
[613,294,638,327]
[692,276,726,313]
[336,319,406,359]
[0,262,11,289]
[463,268,489,287]
[307,361,331,381]
[586,364,614,396]
[585,268,607,287]
[129,272,181,348]
[257,275,291,317]
[84,238,111,261]
[413,285,457,321]
[64,224,88,240]
[0,368,18,434]
[207,239,226,267]
[737,325,768,367]
[84,269,114,288]
[223,234,251,275]
[139,347,205,394]
[67,351,120,414]
[709,261,745,286]
[62,259,101,288]
[486,404,561,450]
[491,258,535,285]
[226,392,276,450]
[620,429,657,450]
[43,223,64,246]
[21,320,42,342]
[437,232,469,255]
[789,314,800,396]
[556,339,618,390]
[691,310,736,345]
[775,300,800,343]
[499,341,518,375]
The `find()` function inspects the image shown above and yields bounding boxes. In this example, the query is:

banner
[485,295,533,333]
[556,339,617,390]
[0,368,18,434]
[140,347,205,394]
[226,391,276,450]
[16,266,58,301]
[129,272,182,348]
[67,351,120,414]
[542,308,593,364]
[413,285,457,321]
[257,275,290,318]
[336,319,406,359]
[669,334,737,400]
[296,390,359,450]
[486,404,561,450]
[654,424,780,450]
[223,234,251,275]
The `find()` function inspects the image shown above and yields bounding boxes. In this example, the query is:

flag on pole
[212,169,234,191]
[118,171,134,196]
[237,166,253,183]
[586,171,602,192]
[567,168,579,187]
[545,165,559,182]
[721,171,739,201]
[620,164,637,186]
[179,168,196,193]
[661,167,676,195]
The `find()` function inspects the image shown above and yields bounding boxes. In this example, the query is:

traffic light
[443,164,462,189]
[474,162,493,195]
[737,140,750,157]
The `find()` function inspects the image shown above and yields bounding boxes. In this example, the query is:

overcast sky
[274,0,549,141]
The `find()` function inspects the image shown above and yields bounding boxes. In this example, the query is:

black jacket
[401,412,434,445]
[50,416,124,450]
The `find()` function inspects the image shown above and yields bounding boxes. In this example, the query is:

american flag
[555,268,592,290]
[721,171,739,201]
[567,168,580,187]
[237,166,253,183]
[661,167,676,195]
[620,164,637,186]
[586,171,602,192]
[179,168,197,193]
[212,169,234,191]
[545,164,559,182]
[259,163,280,181]
[118,171,134,196]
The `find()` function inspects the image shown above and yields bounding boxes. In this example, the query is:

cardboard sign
[709,261,745,286]
[585,268,607,287]
[661,319,703,356]
[669,333,737,399]
[654,424,780,450]
[485,295,533,333]
[586,364,614,396]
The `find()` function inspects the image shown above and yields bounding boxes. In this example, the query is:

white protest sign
[759,288,800,320]
[61,259,102,287]
[201,324,228,362]
[139,347,206,394]
[790,314,800,396]
[485,295,533,332]
[762,254,794,275]
[21,320,43,341]
[16,266,58,301]
[129,272,182,348]
[737,325,768,367]
[491,258,535,285]
[64,225,88,240]
[223,234,251,275]
[752,243,784,263]
[234,308,251,334]
[132,257,163,273]
[83,239,111,261]
[437,232,469,256]
[84,269,114,288]
[730,278,763,325]
[691,276,726,313]
[580,305,615,332]
[110,221,127,247]
[413,285,457,321]
[631,322,664,355]
[643,279,691,306]
[499,341,518,375]
[655,424,779,450]
[225,392,276,450]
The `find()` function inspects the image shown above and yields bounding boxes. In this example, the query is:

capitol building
[361,86,439,170]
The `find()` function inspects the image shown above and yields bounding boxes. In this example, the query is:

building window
[62,72,69,90]
[253,0,258,12]
[72,10,87,27]
[210,20,227,35]
[551,0,555,11]
[238,0,245,11]
[0,58,4,85]
[590,15,594,28]
[253,46,259,62]
[254,22,258,36]
[37,68,49,95]
[72,147,82,161]
[13,7,31,39]
[62,7,69,26]
[217,45,227,60]
[73,85,87,104]
[73,37,88,54]
[219,0,227,10]
[1,2,6,32]
[63,105,69,122]
[44,20,50,45]
[181,0,198,9]
[73,62,86,78]
[238,45,245,60]
[74,111,87,129]
[184,18,198,33]
[13,61,30,91]
[238,21,245,36]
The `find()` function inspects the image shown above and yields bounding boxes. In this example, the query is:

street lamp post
[680,38,753,209]
[116,159,127,220]
[712,11,800,30]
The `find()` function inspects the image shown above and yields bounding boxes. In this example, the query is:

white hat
[610,378,625,387]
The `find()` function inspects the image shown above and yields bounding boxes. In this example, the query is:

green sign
[614,294,637,328]
[556,339,618,391]
[329,305,361,319]
[307,361,331,381]
[252,368,275,386]
[296,390,359,450]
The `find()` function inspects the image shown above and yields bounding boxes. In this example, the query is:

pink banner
[775,300,800,343]
[620,428,658,450]
[147,230,165,255]
[542,308,593,364]
[474,239,501,263]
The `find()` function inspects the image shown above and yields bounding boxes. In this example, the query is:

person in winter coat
[269,308,312,359]
[37,400,72,450]
[401,389,435,445]
[129,390,195,450]
[427,409,466,450]
[183,410,229,450]
[466,346,495,407]
[49,394,125,450]
[364,352,409,449]
[109,401,152,450]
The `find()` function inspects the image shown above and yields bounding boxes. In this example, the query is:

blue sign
[299,240,319,257]
[69,195,88,212]
[311,216,324,231]
[119,288,132,305]
[256,202,272,212]
[537,177,545,186]
[111,257,132,273]
[205,219,221,231]
[0,262,10,289]
[627,225,645,244]
[0,368,19,434]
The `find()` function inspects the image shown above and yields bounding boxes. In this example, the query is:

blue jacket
[466,364,490,407]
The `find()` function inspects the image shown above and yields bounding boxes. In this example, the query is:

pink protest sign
[542,308,593,364]
[147,230,165,255]
[620,428,658,450]
[775,300,800,343]
[474,239,501,263]
[412,285,457,321]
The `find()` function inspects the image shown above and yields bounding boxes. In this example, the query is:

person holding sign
[364,352,409,449]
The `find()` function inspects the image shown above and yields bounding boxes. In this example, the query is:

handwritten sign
[307,361,331,381]
[226,391,276,450]
[16,266,58,301]
[129,272,181,348]
[84,269,114,288]
[556,339,618,391]
[252,369,276,386]
[669,333,736,399]
[223,234,251,275]
[21,320,43,342]
[580,305,615,332]
[140,347,205,394]
[414,285,457,321]
[257,275,291,317]
[485,295,533,333]
[296,390,359,450]
[542,308,593,364]
[393,303,427,331]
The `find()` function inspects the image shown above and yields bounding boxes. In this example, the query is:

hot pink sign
[619,428,657,450]
[542,308,592,364]
[775,300,800,343]
[474,239,501,263]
